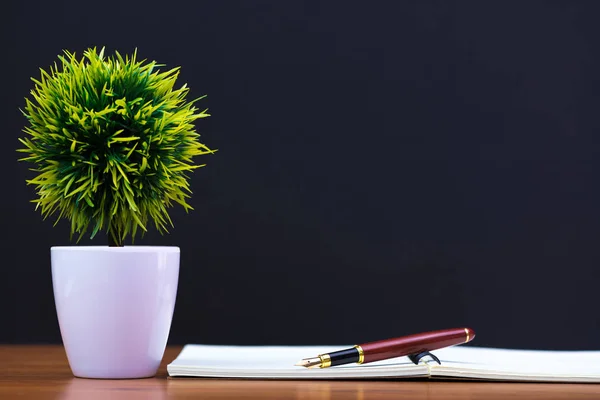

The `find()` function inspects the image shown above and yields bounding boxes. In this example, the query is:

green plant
[17,47,214,247]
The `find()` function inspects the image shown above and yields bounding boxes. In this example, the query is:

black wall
[3,1,600,350]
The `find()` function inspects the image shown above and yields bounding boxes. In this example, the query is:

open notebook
[167,344,600,382]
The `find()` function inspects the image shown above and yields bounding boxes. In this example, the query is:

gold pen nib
[295,357,322,368]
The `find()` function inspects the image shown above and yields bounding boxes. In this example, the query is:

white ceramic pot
[51,246,180,379]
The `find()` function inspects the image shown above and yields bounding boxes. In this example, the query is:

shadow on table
[58,377,167,400]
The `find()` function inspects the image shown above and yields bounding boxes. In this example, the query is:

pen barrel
[360,327,474,364]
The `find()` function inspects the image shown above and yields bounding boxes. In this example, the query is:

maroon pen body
[359,327,475,364]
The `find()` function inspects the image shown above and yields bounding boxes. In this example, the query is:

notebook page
[429,346,600,382]
[168,344,428,379]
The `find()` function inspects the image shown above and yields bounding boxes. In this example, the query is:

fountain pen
[295,327,475,368]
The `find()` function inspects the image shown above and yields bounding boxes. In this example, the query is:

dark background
[2,0,600,350]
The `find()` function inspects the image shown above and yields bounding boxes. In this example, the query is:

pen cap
[360,327,475,364]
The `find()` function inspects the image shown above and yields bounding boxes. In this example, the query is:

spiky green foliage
[17,47,214,246]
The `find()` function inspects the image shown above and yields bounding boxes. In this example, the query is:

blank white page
[167,344,428,379]
[168,344,600,382]
[429,346,600,382]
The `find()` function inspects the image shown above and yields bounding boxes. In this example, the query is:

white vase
[51,246,180,379]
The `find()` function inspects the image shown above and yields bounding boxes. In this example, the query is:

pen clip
[408,351,441,366]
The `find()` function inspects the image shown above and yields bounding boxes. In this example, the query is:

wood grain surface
[0,345,598,399]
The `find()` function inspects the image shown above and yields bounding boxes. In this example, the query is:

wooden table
[1,345,599,399]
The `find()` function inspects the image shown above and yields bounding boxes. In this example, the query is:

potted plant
[17,47,214,379]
